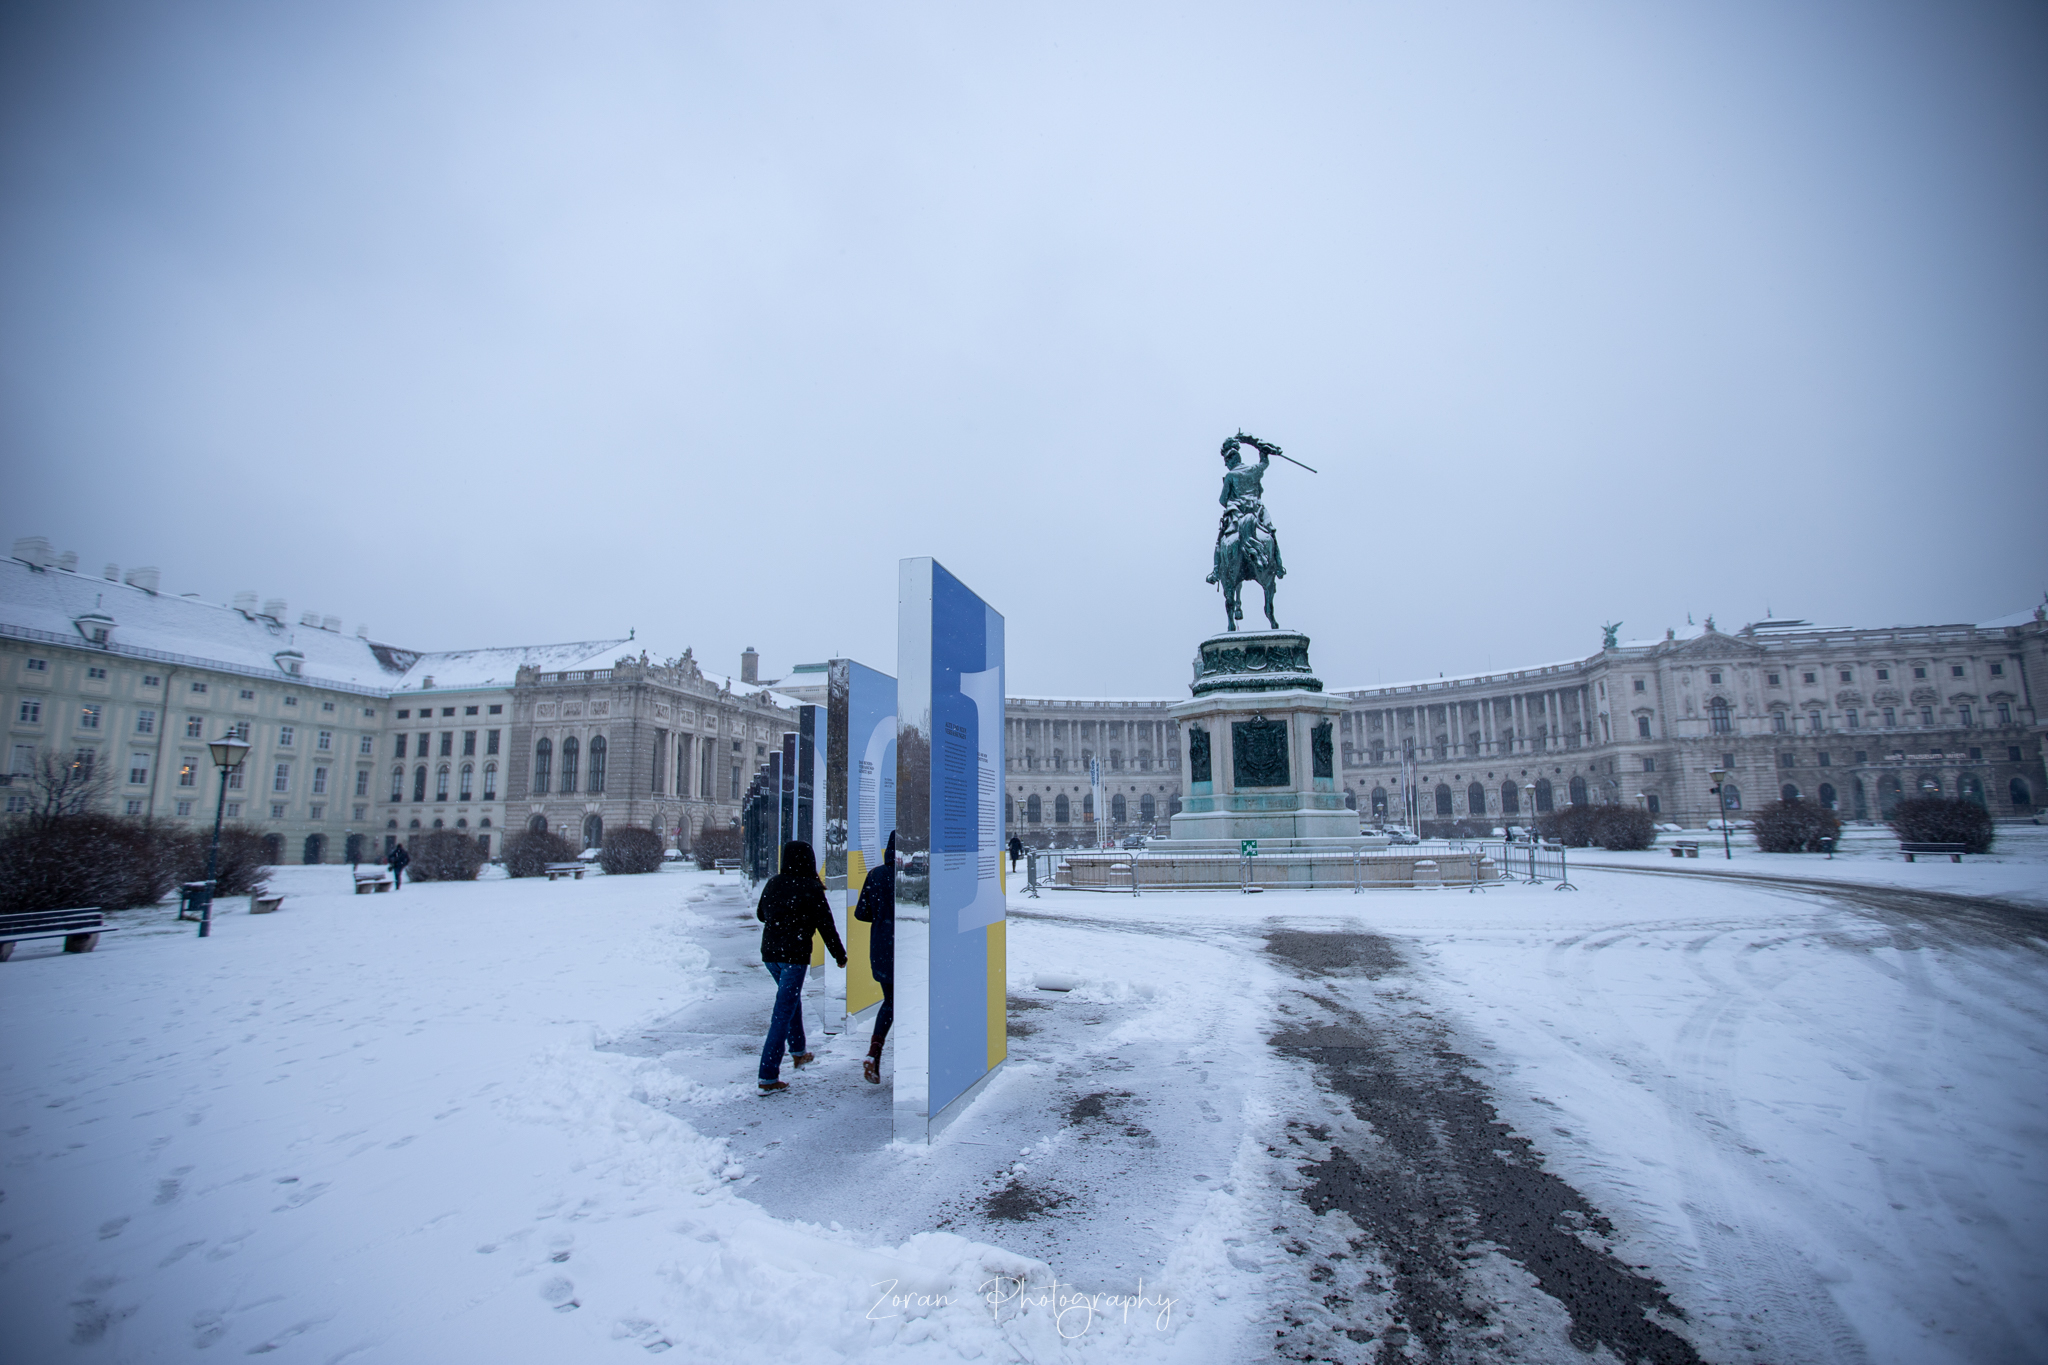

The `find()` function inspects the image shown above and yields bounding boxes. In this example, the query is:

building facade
[1003,697,1185,845]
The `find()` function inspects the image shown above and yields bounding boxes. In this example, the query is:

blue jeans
[759,962,808,1082]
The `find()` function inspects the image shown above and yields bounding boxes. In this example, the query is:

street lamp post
[199,731,252,938]
[1708,768,1732,859]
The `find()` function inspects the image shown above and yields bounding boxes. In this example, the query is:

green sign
[1241,839,1258,857]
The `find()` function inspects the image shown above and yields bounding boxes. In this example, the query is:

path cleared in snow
[2,861,2042,1363]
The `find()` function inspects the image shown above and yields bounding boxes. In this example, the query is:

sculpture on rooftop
[1602,621,1622,649]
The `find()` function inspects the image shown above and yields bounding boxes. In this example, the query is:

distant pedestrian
[855,832,897,1086]
[754,841,846,1094]
[1007,834,1023,871]
[386,842,410,890]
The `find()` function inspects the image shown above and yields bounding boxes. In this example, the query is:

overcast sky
[3,1,2044,696]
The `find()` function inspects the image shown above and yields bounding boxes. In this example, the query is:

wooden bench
[1900,841,1967,863]
[1670,841,1700,858]
[0,908,114,961]
[715,859,742,875]
[543,862,586,881]
[352,872,394,894]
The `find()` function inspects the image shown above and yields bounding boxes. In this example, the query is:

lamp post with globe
[199,731,252,939]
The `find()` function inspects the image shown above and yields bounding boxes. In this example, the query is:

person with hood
[853,832,896,1085]
[386,841,410,890]
[1007,833,1023,871]
[755,840,847,1094]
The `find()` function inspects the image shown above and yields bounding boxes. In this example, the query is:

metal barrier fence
[1021,841,1576,894]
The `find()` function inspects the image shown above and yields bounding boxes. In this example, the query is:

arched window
[460,763,474,801]
[1709,698,1732,734]
[262,833,284,865]
[390,765,404,801]
[456,818,467,828]
[1111,793,1127,822]
[1082,792,1094,821]
[483,762,497,801]
[1569,775,1587,806]
[1027,794,1042,823]
[1435,783,1453,816]
[2012,777,2034,812]
[436,763,450,801]
[1721,782,1741,810]
[1054,794,1070,823]
[1959,774,1984,807]
[587,736,606,794]
[1782,784,1801,802]
[1500,781,1519,815]
[1535,778,1553,812]
[1877,773,1902,815]
[432,818,444,829]
[582,813,602,849]
[1140,792,1156,821]
[303,834,325,865]
[1818,782,1837,810]
[1468,782,1486,815]
[1370,786,1388,816]
[413,765,428,802]
[533,739,552,795]
[407,818,421,830]
[560,737,579,794]
[528,813,548,833]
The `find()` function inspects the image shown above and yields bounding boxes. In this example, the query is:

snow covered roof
[0,556,408,694]
[389,638,632,693]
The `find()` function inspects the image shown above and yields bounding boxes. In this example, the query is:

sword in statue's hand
[1235,430,1318,474]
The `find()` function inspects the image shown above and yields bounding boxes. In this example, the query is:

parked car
[1120,835,1151,850]
[1375,826,1421,845]
[902,852,930,876]
[578,846,602,861]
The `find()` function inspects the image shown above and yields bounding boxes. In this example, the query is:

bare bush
[1752,799,1843,853]
[1887,796,1994,854]
[599,826,665,875]
[503,828,577,878]
[171,825,273,898]
[691,823,742,870]
[411,829,485,881]
[1538,804,1655,850]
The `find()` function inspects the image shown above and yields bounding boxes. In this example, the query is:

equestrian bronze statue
[1205,431,1311,631]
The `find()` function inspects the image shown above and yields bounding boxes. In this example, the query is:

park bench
[1670,841,1700,858]
[0,907,114,961]
[544,862,586,881]
[352,872,394,894]
[715,859,742,874]
[251,894,284,914]
[1899,841,1967,863]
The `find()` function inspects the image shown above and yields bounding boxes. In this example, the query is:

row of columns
[1341,686,1593,764]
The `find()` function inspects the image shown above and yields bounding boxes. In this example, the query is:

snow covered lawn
[3,858,2043,1363]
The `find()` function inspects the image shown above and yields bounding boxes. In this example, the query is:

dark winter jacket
[854,833,895,982]
[756,873,847,967]
[387,845,410,871]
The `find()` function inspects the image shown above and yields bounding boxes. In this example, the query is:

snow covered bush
[1887,796,1995,854]
[410,829,485,881]
[1752,799,1843,853]
[503,827,576,878]
[690,823,741,870]
[1538,804,1654,850]
[598,826,664,875]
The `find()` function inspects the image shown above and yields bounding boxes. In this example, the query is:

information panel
[824,661,895,1018]
[895,558,1006,1143]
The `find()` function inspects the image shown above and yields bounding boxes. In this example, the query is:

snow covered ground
[2,854,2043,1362]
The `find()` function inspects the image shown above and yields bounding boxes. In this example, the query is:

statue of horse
[1210,504,1282,631]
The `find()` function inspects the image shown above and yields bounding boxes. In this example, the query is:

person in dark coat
[1007,834,1023,871]
[854,832,896,1085]
[755,840,846,1093]
[386,842,410,890]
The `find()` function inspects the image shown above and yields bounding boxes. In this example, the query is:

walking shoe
[758,1080,788,1094]
[863,1056,881,1085]
[791,1052,816,1068]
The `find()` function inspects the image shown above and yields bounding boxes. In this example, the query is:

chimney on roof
[102,563,119,581]
[56,550,78,572]
[12,536,52,567]
[232,591,258,616]
[261,598,287,621]
[299,610,320,627]
[741,647,760,684]
[125,566,160,594]
[355,624,369,638]
[321,615,341,633]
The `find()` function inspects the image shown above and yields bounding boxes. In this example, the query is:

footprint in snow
[99,1217,129,1239]
[159,1241,205,1268]
[541,1277,578,1311]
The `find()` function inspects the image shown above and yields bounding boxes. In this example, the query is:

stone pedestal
[1164,630,1365,845]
